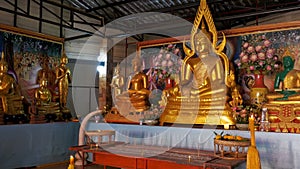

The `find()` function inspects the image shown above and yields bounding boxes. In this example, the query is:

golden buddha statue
[35,73,53,106]
[55,51,72,109]
[159,0,237,126]
[36,56,56,94]
[0,52,24,114]
[115,55,150,113]
[110,64,124,101]
[35,73,60,115]
[0,52,16,113]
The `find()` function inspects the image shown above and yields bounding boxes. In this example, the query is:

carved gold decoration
[264,103,300,133]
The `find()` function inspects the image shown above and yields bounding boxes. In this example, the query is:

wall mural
[0,24,63,124]
[231,29,300,104]
[0,31,62,104]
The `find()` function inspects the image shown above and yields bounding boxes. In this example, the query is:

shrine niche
[107,0,240,127]
[0,24,65,124]
[104,0,300,131]
[134,21,300,130]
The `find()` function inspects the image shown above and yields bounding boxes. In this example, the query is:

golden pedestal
[159,97,235,126]
[264,101,300,133]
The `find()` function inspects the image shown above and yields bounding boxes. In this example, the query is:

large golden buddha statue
[115,55,150,114]
[159,0,238,126]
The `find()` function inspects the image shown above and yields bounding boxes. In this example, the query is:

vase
[164,78,174,90]
[250,73,268,104]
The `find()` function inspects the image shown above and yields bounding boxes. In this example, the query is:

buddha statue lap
[115,56,150,114]
[159,0,237,126]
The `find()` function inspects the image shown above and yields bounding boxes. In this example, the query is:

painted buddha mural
[159,0,239,126]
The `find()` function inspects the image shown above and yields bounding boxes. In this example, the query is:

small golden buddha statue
[0,52,24,114]
[0,52,16,113]
[55,50,72,109]
[35,73,53,106]
[110,64,124,101]
[115,55,150,113]
[36,56,56,93]
[35,73,59,114]
[159,0,237,126]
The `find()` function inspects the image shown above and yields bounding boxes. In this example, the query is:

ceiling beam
[87,0,140,12]
[64,34,92,41]
[216,5,300,21]
[43,0,104,21]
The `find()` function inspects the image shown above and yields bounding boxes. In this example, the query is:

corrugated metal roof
[64,0,300,31]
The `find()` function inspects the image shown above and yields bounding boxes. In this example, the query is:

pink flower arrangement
[147,44,182,90]
[237,37,278,75]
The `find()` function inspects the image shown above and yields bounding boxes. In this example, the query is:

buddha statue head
[40,73,48,88]
[194,31,212,57]
[114,64,121,75]
[131,55,142,73]
[282,55,294,70]
[61,50,69,65]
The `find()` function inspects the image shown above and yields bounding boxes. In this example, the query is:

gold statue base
[159,98,235,126]
[104,107,141,124]
[115,97,150,116]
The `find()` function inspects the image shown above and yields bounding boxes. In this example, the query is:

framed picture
[0,24,63,104]
[224,21,300,104]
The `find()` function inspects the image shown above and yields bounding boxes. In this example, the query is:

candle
[249,115,256,146]
[188,155,191,162]
[70,155,74,165]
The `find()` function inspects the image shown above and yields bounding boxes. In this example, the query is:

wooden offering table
[85,130,115,145]
[70,142,245,169]
[214,139,250,159]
